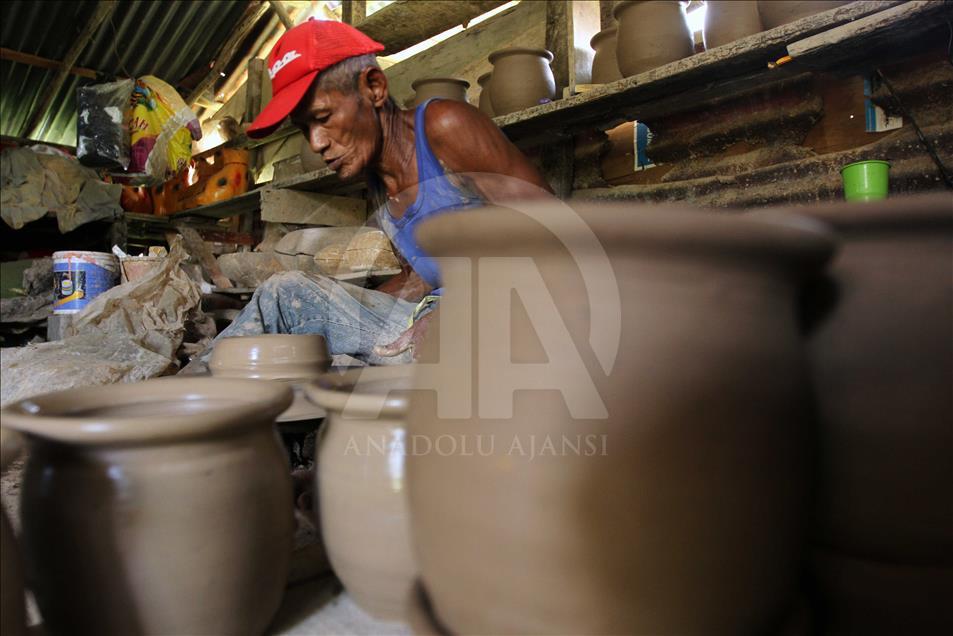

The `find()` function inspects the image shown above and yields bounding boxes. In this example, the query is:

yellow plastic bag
[128,76,202,184]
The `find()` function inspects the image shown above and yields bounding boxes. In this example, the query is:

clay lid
[415,202,836,272]
[210,334,330,380]
[411,77,470,90]
[477,72,492,86]
[590,26,618,49]
[488,48,554,65]
[769,192,952,234]
[0,427,23,472]
[0,378,293,445]
[304,365,414,419]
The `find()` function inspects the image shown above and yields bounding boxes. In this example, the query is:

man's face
[291,81,380,182]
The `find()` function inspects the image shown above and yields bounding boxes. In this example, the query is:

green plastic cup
[841,160,890,202]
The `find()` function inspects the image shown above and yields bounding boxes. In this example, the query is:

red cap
[246,19,384,139]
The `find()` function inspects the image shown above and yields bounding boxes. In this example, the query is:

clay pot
[487,48,556,116]
[406,203,835,634]
[614,1,694,77]
[0,378,295,636]
[590,26,623,84]
[813,550,953,634]
[1,428,28,636]
[799,194,953,562]
[299,138,327,173]
[411,77,470,108]
[304,366,416,620]
[705,1,764,49]
[210,334,331,422]
[476,72,495,117]
[758,1,850,29]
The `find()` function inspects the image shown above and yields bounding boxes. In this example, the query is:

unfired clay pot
[590,26,623,84]
[1,428,28,636]
[406,203,835,634]
[1,378,295,636]
[476,72,495,117]
[614,1,694,77]
[705,1,764,49]
[304,366,416,621]
[758,0,850,29]
[487,48,556,116]
[210,334,331,422]
[799,194,953,562]
[411,78,470,108]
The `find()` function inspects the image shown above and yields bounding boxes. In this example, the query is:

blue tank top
[377,99,483,293]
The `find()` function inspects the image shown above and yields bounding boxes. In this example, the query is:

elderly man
[191,18,551,369]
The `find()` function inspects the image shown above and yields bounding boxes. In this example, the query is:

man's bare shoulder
[421,99,507,170]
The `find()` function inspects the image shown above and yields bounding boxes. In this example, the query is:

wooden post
[245,57,267,182]
[342,0,367,25]
[599,0,615,30]
[546,0,601,97]
[267,0,295,29]
[541,137,575,200]
[19,0,118,138]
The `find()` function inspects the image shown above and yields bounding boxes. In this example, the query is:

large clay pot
[614,1,694,77]
[1,428,28,636]
[758,1,850,29]
[813,550,953,634]
[406,203,835,634]
[488,48,556,116]
[799,194,953,562]
[1,378,295,636]
[304,366,416,620]
[705,1,764,49]
[210,334,331,422]
[590,26,623,84]
[411,77,470,108]
[476,72,495,117]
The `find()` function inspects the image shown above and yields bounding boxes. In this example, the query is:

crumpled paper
[0,237,205,406]
[0,147,122,233]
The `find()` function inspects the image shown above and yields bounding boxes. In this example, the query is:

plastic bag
[76,78,134,170]
[128,76,202,184]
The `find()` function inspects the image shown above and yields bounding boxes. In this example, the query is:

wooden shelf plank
[169,189,262,220]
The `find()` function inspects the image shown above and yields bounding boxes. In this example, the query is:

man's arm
[423,100,555,201]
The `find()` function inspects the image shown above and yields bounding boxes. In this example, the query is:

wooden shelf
[168,189,262,220]
[493,1,942,144]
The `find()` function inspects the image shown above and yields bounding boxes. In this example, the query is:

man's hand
[373,311,434,360]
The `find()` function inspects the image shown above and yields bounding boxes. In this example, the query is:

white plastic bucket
[52,251,119,314]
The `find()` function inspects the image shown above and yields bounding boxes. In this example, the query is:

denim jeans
[194,271,416,369]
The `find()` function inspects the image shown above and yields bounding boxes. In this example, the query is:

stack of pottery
[487,48,556,116]
[405,202,834,633]
[1,428,27,636]
[614,1,694,77]
[476,72,495,117]
[304,366,416,621]
[0,378,295,636]
[705,1,764,50]
[210,334,331,422]
[758,1,850,29]
[590,26,623,84]
[798,194,953,634]
[410,77,470,108]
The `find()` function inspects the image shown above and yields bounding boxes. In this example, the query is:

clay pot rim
[477,72,492,85]
[210,334,331,379]
[0,427,24,472]
[416,203,836,270]
[775,192,953,234]
[304,365,413,418]
[411,77,470,90]
[488,48,554,65]
[0,377,293,445]
[590,26,618,49]
[613,0,680,20]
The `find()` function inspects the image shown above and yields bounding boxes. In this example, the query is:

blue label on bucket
[53,261,117,314]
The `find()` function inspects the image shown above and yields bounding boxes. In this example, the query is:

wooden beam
[342,0,367,25]
[357,1,507,56]
[599,0,615,30]
[0,47,101,80]
[260,189,367,225]
[187,1,271,107]
[19,1,118,138]
[267,0,294,29]
[546,1,601,95]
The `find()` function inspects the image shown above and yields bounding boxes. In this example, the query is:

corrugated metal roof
[0,0,251,146]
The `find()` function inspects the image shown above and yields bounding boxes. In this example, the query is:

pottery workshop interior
[1,0,952,634]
